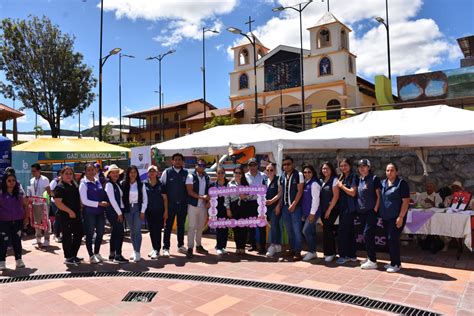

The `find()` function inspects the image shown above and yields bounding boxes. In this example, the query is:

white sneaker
[32,238,41,246]
[177,246,187,254]
[148,250,155,258]
[42,240,50,247]
[150,250,159,260]
[163,249,170,257]
[303,252,317,262]
[216,249,224,256]
[95,254,105,262]
[384,263,393,269]
[133,252,141,262]
[15,259,25,269]
[266,245,276,257]
[324,255,335,262]
[386,265,401,273]
[0,261,6,271]
[221,249,228,255]
[90,255,100,264]
[274,244,282,253]
[361,259,378,270]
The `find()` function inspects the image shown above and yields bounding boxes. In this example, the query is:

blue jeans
[383,216,406,267]
[268,208,282,245]
[106,208,125,257]
[83,211,105,257]
[302,218,317,253]
[163,202,187,250]
[51,203,61,238]
[338,211,356,259]
[358,210,378,262]
[124,204,142,253]
[282,205,302,252]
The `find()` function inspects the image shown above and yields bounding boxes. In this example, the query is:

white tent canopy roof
[152,123,296,156]
[281,105,474,150]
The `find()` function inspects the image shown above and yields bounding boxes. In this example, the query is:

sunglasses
[282,163,291,166]
[266,169,274,172]
[197,164,206,167]
[303,171,312,174]
[217,172,225,175]
[234,171,242,175]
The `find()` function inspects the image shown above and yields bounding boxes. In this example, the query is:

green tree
[95,122,113,142]
[0,16,97,137]
[33,125,44,137]
[203,113,237,129]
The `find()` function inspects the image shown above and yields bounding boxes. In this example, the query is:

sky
[0,0,473,133]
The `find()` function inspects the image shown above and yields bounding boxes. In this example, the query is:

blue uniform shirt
[339,172,359,214]
[357,173,381,212]
[380,177,410,220]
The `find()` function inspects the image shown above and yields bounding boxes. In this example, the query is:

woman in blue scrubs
[380,163,410,273]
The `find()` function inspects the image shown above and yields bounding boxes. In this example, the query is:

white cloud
[88,116,120,128]
[103,0,235,46]
[215,44,224,51]
[231,0,460,78]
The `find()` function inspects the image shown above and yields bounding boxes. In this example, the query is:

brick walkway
[0,231,473,315]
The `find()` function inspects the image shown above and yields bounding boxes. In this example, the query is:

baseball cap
[248,158,258,165]
[358,159,371,167]
[147,165,158,172]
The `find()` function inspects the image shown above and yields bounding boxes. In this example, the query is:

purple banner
[405,210,435,233]
[208,185,268,229]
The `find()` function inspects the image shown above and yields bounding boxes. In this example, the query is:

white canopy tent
[279,105,474,175]
[152,124,296,166]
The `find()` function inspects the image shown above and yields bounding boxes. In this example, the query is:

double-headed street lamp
[227,27,259,123]
[118,53,135,142]
[376,0,391,80]
[273,0,314,131]
[202,27,219,125]
[146,49,176,142]
[98,47,121,141]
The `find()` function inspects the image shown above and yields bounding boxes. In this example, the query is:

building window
[239,73,249,89]
[239,48,249,65]
[327,99,341,120]
[174,112,179,121]
[152,116,158,126]
[341,29,348,50]
[318,28,331,48]
[348,56,354,74]
[319,57,332,76]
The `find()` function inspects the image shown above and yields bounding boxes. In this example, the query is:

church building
[229,12,378,131]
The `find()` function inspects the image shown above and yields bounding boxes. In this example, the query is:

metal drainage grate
[0,272,440,316]
[122,291,157,303]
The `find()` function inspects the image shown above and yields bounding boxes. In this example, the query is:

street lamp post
[202,27,219,126]
[146,49,176,142]
[227,27,259,123]
[98,46,121,141]
[376,0,391,80]
[90,110,95,140]
[119,53,135,143]
[273,0,313,131]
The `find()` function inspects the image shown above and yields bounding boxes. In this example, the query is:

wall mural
[397,66,474,102]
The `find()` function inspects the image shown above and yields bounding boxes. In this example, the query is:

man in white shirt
[245,158,267,254]
[29,163,51,247]
[185,159,210,258]
[417,180,442,209]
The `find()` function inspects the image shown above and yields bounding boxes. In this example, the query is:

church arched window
[327,99,341,120]
[239,48,249,65]
[318,28,331,48]
[319,57,332,76]
[239,73,249,89]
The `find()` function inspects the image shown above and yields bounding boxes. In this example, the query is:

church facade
[229,12,378,130]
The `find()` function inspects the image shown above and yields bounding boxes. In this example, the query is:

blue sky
[0,0,473,132]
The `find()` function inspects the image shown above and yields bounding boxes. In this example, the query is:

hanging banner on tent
[39,151,128,161]
[369,135,400,147]
[208,185,267,228]
[131,146,152,181]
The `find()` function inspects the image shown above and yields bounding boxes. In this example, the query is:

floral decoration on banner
[208,185,267,228]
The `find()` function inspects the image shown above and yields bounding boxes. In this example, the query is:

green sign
[39,151,128,161]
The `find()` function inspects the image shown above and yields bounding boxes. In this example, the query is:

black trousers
[216,206,228,250]
[106,208,125,256]
[0,220,23,261]
[147,209,164,252]
[163,202,187,249]
[231,200,247,250]
[321,208,340,256]
[246,200,266,250]
[59,213,83,259]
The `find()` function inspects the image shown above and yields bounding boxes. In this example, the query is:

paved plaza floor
[0,231,473,315]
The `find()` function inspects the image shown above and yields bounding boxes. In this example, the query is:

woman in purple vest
[79,163,110,264]
[301,165,322,262]
[0,173,28,271]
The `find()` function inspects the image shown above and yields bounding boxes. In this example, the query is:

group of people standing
[0,153,410,274]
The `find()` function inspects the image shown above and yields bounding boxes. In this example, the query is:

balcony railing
[129,122,180,133]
